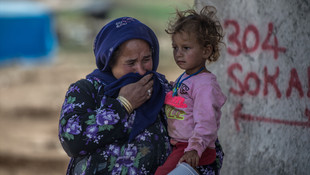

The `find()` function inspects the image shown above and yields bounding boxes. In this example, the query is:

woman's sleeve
[58,79,130,158]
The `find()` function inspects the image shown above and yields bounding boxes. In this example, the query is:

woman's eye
[143,58,151,63]
[127,61,135,66]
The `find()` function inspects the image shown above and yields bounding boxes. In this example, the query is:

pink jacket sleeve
[184,82,226,157]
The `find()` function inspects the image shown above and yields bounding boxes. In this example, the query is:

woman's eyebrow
[143,55,151,58]
[125,58,137,63]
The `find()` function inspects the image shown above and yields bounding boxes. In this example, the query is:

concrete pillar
[195,0,310,174]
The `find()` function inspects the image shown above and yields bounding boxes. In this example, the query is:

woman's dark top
[58,77,172,175]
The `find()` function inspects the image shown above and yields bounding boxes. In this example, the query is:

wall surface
[195,0,310,174]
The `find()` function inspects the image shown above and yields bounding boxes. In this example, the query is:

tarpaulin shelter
[0,1,57,66]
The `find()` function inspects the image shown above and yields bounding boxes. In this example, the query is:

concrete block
[195,0,310,174]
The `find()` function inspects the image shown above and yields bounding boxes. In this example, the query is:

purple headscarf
[93,17,159,72]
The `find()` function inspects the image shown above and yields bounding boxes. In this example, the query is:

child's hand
[169,81,175,85]
[179,150,199,167]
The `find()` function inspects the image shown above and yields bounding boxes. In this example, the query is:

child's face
[172,32,211,75]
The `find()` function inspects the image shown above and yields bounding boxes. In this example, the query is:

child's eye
[184,47,190,50]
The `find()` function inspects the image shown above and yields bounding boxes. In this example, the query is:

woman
[58,17,172,174]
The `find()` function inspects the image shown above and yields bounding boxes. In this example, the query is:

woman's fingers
[138,74,153,98]
[119,74,154,109]
[145,78,154,90]
[139,73,153,85]
[148,87,153,95]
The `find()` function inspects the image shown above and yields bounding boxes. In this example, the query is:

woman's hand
[119,74,153,109]
[179,150,199,167]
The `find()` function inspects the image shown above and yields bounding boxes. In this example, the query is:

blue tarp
[0,1,57,65]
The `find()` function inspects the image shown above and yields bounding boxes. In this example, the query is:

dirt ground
[0,51,180,175]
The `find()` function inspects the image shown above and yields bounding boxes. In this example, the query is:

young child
[155,6,227,175]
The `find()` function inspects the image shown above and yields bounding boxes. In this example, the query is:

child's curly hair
[166,6,224,63]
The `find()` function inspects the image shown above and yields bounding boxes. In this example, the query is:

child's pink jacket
[165,72,227,157]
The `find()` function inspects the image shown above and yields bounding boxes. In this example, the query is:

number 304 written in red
[224,20,286,59]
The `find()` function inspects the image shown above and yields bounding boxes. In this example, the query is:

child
[155,6,227,175]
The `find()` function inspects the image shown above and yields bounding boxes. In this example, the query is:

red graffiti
[224,20,286,59]
[228,63,310,98]
[286,68,304,97]
[261,23,287,59]
[225,20,309,131]
[242,25,260,53]
[224,20,242,56]
[264,66,281,98]
[233,103,310,131]
[227,63,245,95]
[244,72,260,96]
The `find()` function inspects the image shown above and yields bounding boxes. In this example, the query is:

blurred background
[1,0,309,175]
[0,0,192,174]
